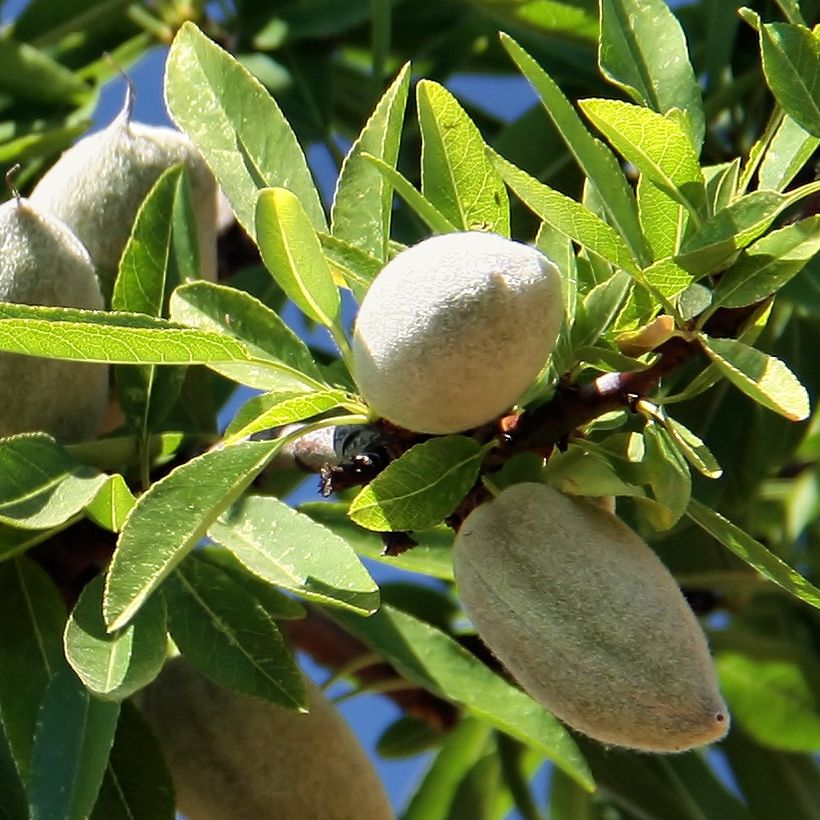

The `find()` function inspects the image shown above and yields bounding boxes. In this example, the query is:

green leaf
[662,416,722,479]
[638,175,689,262]
[0,303,261,366]
[113,165,194,434]
[348,436,488,531]
[331,64,410,260]
[579,98,705,218]
[500,34,649,265]
[0,558,65,783]
[417,80,510,235]
[676,190,789,277]
[704,159,741,215]
[256,187,341,328]
[64,575,166,701]
[165,22,325,235]
[361,154,457,234]
[0,720,26,820]
[166,553,307,709]
[319,232,383,300]
[712,216,820,308]
[641,257,693,301]
[89,702,176,820]
[376,714,442,760]
[0,38,89,105]
[169,281,325,391]
[717,651,820,752]
[224,388,362,443]
[759,115,820,191]
[570,270,633,349]
[492,151,639,275]
[299,501,455,580]
[638,421,691,530]
[687,499,820,610]
[759,22,820,137]
[84,475,136,533]
[209,494,379,614]
[599,0,704,148]
[402,718,493,820]
[699,334,810,421]
[0,434,107,529]
[104,439,281,632]
[332,604,592,791]
[27,666,119,820]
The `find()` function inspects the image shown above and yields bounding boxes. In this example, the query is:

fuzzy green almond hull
[140,659,394,820]
[31,107,217,299]
[453,483,729,753]
[352,231,563,434]
[0,198,108,442]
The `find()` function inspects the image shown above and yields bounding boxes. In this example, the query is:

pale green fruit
[0,197,108,442]
[352,231,562,434]
[31,103,217,297]
[141,659,394,820]
[453,482,729,752]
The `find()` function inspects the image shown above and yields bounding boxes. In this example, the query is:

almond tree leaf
[637,175,688,260]
[704,159,741,214]
[712,216,820,308]
[89,702,176,820]
[662,416,722,479]
[169,281,326,391]
[0,38,89,104]
[699,334,810,421]
[717,650,820,753]
[64,575,166,701]
[331,64,410,261]
[319,232,383,300]
[0,433,107,530]
[103,439,282,632]
[331,604,593,791]
[417,79,510,235]
[27,666,120,820]
[759,22,820,137]
[599,0,704,148]
[0,303,261,365]
[687,499,820,610]
[578,98,705,217]
[85,474,136,533]
[348,436,489,531]
[256,187,340,328]
[500,34,649,265]
[165,22,325,235]
[361,154,457,234]
[759,115,820,192]
[492,151,639,275]
[209,494,379,614]
[0,558,65,783]
[165,553,307,709]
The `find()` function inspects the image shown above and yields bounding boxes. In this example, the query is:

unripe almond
[352,232,562,434]
[453,482,729,752]
[31,98,217,297]
[0,196,108,442]
[141,659,394,820]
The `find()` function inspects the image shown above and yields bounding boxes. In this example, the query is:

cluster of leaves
[1,0,820,818]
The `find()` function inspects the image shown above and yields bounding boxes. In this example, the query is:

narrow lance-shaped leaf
[165,553,307,709]
[165,22,325,234]
[637,174,688,260]
[256,187,340,329]
[169,280,327,392]
[0,558,65,782]
[687,499,820,610]
[27,666,120,820]
[578,99,705,219]
[699,334,810,422]
[500,33,650,266]
[331,63,410,261]
[599,0,705,148]
[348,436,490,531]
[759,115,820,192]
[209,494,379,613]
[417,79,510,235]
[104,438,282,632]
[759,21,820,137]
